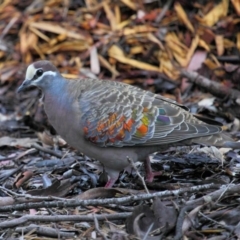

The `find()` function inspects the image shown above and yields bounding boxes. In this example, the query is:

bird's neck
[42,78,80,139]
[43,77,73,112]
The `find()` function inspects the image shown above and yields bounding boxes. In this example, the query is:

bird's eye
[36,69,43,77]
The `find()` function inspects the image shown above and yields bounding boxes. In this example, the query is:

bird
[17,60,240,187]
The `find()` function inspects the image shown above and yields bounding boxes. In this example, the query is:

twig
[0,186,19,197]
[180,69,240,104]
[174,183,240,240]
[31,143,63,158]
[198,211,233,232]
[0,184,215,212]
[0,156,16,162]
[61,149,70,160]
[156,0,173,23]
[0,213,131,228]
[185,184,240,206]
[127,156,150,194]
[93,214,107,240]
[216,180,235,203]
[143,222,154,240]
[0,16,19,40]
[0,186,66,201]
[174,204,196,240]
[108,204,134,212]
[15,224,76,238]
[0,165,23,183]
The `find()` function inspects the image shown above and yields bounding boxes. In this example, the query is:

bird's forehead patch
[26,64,36,80]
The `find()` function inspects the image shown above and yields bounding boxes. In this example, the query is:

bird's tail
[189,133,240,149]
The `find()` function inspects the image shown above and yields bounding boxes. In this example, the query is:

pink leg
[104,169,119,188]
[144,156,162,182]
[104,177,118,188]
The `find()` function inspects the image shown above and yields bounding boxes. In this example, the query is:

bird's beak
[17,79,32,93]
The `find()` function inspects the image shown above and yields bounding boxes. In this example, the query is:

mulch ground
[1,0,240,239]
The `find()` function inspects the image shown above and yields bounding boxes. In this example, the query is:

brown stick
[181,69,240,104]
[0,183,215,212]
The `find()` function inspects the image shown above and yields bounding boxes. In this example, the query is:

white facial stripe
[26,64,36,80]
[32,71,57,84]
[26,63,57,81]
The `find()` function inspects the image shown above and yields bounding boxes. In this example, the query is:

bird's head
[18,60,59,92]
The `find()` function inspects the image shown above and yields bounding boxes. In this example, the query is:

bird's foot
[144,156,162,182]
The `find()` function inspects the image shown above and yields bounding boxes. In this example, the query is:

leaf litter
[0,0,240,239]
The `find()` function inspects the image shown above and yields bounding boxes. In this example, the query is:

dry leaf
[147,33,164,49]
[29,22,92,43]
[215,35,224,56]
[27,179,74,197]
[175,2,194,33]
[198,39,210,51]
[158,51,179,79]
[201,0,229,27]
[165,32,187,67]
[237,32,240,50]
[120,0,137,10]
[123,25,157,35]
[126,198,177,238]
[0,64,19,83]
[98,54,119,77]
[0,136,38,148]
[29,26,50,42]
[184,35,199,67]
[77,187,126,200]
[116,19,131,30]
[187,50,207,71]
[231,0,240,15]
[129,46,144,55]
[45,41,89,54]
[90,46,100,74]
[108,45,161,72]
[103,1,117,30]
[20,32,28,54]
[192,146,225,164]
[223,38,235,48]
[182,205,203,235]
[14,171,34,189]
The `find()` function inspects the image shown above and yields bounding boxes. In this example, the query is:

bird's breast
[43,91,83,143]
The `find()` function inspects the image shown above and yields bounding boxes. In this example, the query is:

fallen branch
[174,183,240,240]
[181,69,240,104]
[15,224,76,238]
[0,184,214,212]
[0,213,130,228]
[186,183,240,206]
[31,143,63,158]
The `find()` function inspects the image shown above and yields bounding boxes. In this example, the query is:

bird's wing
[79,79,222,147]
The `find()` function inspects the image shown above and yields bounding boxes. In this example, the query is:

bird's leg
[104,177,118,188]
[104,169,119,188]
[144,156,162,182]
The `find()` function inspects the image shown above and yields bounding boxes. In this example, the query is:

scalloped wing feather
[79,79,222,147]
